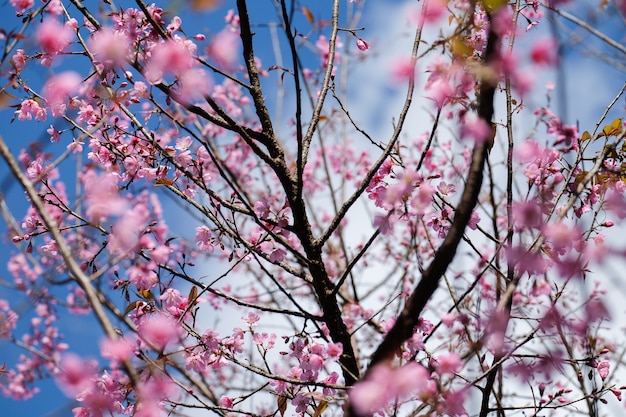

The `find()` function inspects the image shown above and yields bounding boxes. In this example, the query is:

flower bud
[356,37,369,51]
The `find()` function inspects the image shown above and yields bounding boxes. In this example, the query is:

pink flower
[47,125,61,143]
[530,37,558,66]
[135,374,177,416]
[292,393,310,413]
[176,68,213,104]
[15,99,47,121]
[139,313,181,351]
[83,172,127,222]
[144,39,195,84]
[219,396,234,408]
[268,247,286,263]
[37,18,73,55]
[460,114,491,143]
[435,353,462,375]
[12,49,26,72]
[315,35,342,68]
[349,363,430,415]
[207,29,240,70]
[425,78,454,108]
[195,225,214,252]
[242,311,260,326]
[10,0,33,14]
[89,28,130,68]
[42,72,81,111]
[512,201,544,230]
[413,0,447,24]
[326,342,343,360]
[390,56,415,82]
[108,210,145,254]
[55,353,97,397]
[597,360,610,380]
[506,245,548,276]
[100,337,135,362]
[441,312,457,327]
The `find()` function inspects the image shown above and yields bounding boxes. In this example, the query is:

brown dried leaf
[277,395,287,417]
[155,178,175,186]
[123,300,141,316]
[302,6,315,24]
[188,285,199,305]
[191,0,220,11]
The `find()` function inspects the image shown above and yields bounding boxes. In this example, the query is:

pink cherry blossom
[461,113,491,143]
[413,0,447,24]
[138,313,181,351]
[207,29,240,70]
[108,210,145,255]
[530,37,558,66]
[349,363,430,415]
[55,353,97,397]
[89,28,131,68]
[42,72,81,114]
[195,225,214,252]
[435,353,462,375]
[426,78,454,108]
[15,99,47,121]
[597,360,610,380]
[37,18,73,56]
[176,68,213,104]
[12,49,26,72]
[144,38,195,84]
[10,0,33,14]
[219,395,234,408]
[83,171,127,222]
[100,337,135,362]
[390,56,416,82]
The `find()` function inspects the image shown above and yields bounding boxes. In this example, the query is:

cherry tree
[0,0,625,416]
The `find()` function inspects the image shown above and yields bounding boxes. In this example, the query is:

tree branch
[365,1,501,376]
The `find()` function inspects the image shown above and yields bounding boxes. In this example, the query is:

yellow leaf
[580,130,591,142]
[191,0,220,11]
[451,36,472,59]
[602,118,623,137]
[302,6,315,24]
[482,0,507,12]
[313,400,328,417]
[139,290,154,300]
